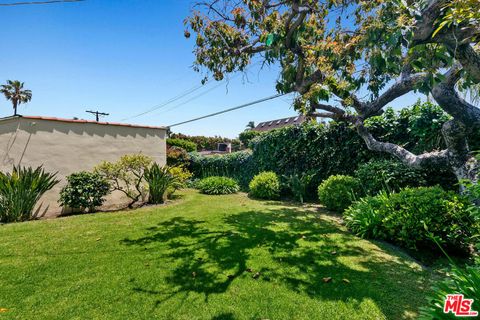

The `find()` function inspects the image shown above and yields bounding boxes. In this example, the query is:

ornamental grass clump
[0,166,59,223]
[144,163,178,204]
[197,176,239,195]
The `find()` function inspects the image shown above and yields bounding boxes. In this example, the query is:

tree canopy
[185,0,480,183]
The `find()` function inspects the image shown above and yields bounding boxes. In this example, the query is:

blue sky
[0,0,423,138]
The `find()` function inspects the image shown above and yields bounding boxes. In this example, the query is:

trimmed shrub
[59,171,110,213]
[249,171,280,200]
[167,146,190,167]
[167,138,197,152]
[318,175,362,212]
[344,186,479,253]
[197,176,239,195]
[144,164,177,204]
[0,166,59,223]
[355,159,427,195]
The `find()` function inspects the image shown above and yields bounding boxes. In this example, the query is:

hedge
[188,102,466,197]
[188,151,255,189]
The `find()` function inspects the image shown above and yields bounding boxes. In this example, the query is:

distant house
[252,115,307,132]
[0,115,167,217]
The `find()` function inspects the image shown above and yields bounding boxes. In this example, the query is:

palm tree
[0,80,32,116]
[245,121,255,130]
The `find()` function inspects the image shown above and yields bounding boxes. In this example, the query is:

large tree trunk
[442,120,479,188]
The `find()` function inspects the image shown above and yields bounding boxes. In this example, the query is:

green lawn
[0,190,432,319]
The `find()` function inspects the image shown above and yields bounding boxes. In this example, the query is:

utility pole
[86,110,109,122]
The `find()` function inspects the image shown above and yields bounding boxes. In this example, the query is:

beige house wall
[0,117,167,217]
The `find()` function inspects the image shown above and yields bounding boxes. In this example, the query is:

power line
[154,81,227,115]
[121,62,261,121]
[0,0,84,6]
[168,93,286,128]
[120,83,207,121]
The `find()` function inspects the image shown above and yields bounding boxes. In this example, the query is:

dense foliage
[188,103,466,197]
[344,187,478,254]
[419,264,480,319]
[189,150,254,188]
[59,171,110,213]
[144,164,178,204]
[355,159,427,195]
[249,171,280,200]
[252,122,373,198]
[238,130,263,149]
[166,166,193,198]
[95,154,153,208]
[197,176,240,195]
[0,166,59,223]
[167,146,190,167]
[283,172,314,204]
[166,138,197,152]
[317,175,362,212]
[169,132,241,151]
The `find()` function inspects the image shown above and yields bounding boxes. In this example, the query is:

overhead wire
[0,0,84,6]
[168,93,286,128]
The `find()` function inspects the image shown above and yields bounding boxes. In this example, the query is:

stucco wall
[0,117,167,217]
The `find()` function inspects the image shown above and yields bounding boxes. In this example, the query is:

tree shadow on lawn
[121,207,428,319]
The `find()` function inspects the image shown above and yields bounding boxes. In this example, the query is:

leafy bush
[95,154,153,207]
[249,171,281,200]
[283,172,314,203]
[355,159,427,195]
[144,163,177,204]
[0,166,59,223]
[318,175,362,212]
[419,264,480,319]
[238,130,263,148]
[197,176,239,195]
[344,186,479,253]
[189,151,255,189]
[342,195,386,239]
[168,166,193,188]
[167,146,190,167]
[59,171,110,213]
[166,166,193,198]
[167,138,197,152]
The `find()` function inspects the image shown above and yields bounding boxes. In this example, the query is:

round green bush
[317,175,362,212]
[249,171,280,199]
[344,186,478,254]
[197,176,239,195]
[59,171,110,213]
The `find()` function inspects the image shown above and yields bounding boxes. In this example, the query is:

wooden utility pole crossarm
[86,110,109,122]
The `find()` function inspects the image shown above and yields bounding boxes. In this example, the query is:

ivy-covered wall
[189,102,473,197]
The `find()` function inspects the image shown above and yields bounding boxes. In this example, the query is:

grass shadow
[121,204,428,319]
